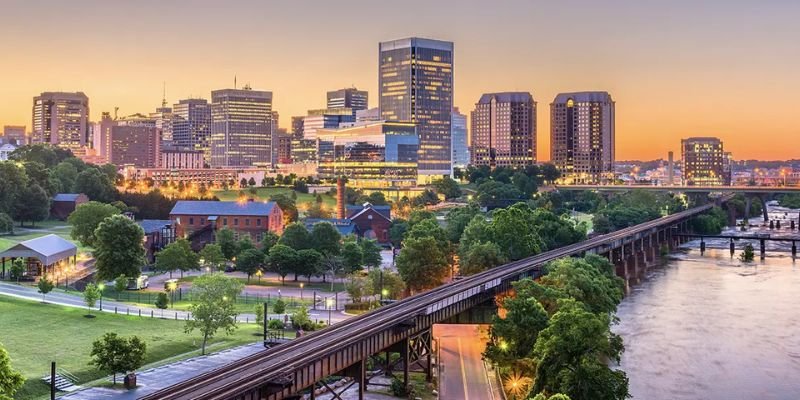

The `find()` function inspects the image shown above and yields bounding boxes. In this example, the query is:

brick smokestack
[337,177,346,219]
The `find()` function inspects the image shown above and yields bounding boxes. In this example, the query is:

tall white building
[550,91,615,184]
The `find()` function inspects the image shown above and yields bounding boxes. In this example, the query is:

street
[434,324,499,400]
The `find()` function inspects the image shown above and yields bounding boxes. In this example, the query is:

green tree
[345,275,368,303]
[267,244,297,283]
[367,269,405,299]
[185,273,244,354]
[396,236,449,292]
[154,292,169,309]
[68,201,121,246]
[260,231,280,253]
[83,283,101,314]
[537,255,624,315]
[215,228,237,260]
[540,163,561,183]
[389,219,409,247]
[114,274,128,298]
[484,285,549,375]
[236,236,256,256]
[273,298,286,314]
[432,176,462,200]
[9,259,25,283]
[0,162,27,216]
[254,303,265,325]
[199,243,226,271]
[12,183,50,226]
[0,341,25,400]
[37,275,54,302]
[476,180,523,209]
[310,222,342,256]
[270,193,298,223]
[75,167,116,202]
[340,240,364,273]
[460,242,506,276]
[155,239,199,278]
[306,202,330,219]
[365,191,388,206]
[360,239,383,270]
[445,205,480,243]
[94,215,146,281]
[0,213,13,235]
[278,222,311,250]
[89,332,147,384]
[248,177,256,187]
[295,248,323,282]
[237,248,266,281]
[458,215,492,256]
[491,203,544,261]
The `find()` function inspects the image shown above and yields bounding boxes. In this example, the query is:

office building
[161,149,204,169]
[317,121,419,188]
[2,126,27,146]
[302,108,356,140]
[327,88,368,112]
[32,92,90,153]
[110,125,161,168]
[356,108,381,123]
[291,116,304,140]
[379,37,453,179]
[91,112,115,162]
[172,98,212,160]
[150,99,173,147]
[470,92,536,168]
[451,107,469,169]
[276,131,292,164]
[550,91,615,184]
[210,87,274,167]
[681,137,730,185]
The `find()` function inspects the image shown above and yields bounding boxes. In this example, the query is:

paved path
[60,343,266,400]
[0,281,352,324]
[434,324,496,400]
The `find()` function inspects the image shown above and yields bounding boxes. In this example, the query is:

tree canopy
[94,215,145,281]
[185,273,244,355]
[89,333,147,384]
[68,201,121,247]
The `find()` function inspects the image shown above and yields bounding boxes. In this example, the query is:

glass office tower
[32,92,90,153]
[172,98,212,160]
[210,87,273,167]
[379,37,453,180]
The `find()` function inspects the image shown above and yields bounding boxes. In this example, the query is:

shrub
[273,298,286,314]
[154,292,169,309]
[267,319,284,330]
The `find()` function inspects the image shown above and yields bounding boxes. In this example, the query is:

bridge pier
[760,238,766,260]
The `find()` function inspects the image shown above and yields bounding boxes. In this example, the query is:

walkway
[434,324,496,400]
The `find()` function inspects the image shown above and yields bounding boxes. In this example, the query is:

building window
[189,217,194,225]
[256,219,262,226]
[234,218,239,226]
[245,219,250,226]
[223,218,228,226]
[200,218,205,225]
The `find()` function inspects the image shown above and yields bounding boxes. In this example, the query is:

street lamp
[326,297,334,326]
[97,283,105,311]
[256,269,263,282]
[167,281,178,308]
[299,282,304,302]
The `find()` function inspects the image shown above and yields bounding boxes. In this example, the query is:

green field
[213,187,336,206]
[0,296,264,400]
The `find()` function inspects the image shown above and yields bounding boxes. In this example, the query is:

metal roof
[170,201,276,217]
[137,219,172,234]
[0,234,77,266]
[53,193,83,202]
[304,219,358,236]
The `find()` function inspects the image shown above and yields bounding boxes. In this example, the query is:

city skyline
[1,1,798,160]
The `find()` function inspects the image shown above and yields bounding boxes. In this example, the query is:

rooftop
[552,91,613,104]
[478,92,534,104]
[0,234,77,265]
[53,193,84,202]
[170,201,277,217]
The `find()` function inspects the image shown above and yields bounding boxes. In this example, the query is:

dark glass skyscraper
[379,37,453,179]
[172,98,211,161]
[327,88,368,112]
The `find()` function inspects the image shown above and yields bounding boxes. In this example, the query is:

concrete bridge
[141,202,721,400]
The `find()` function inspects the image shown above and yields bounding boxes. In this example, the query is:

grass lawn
[213,187,336,207]
[571,211,595,233]
[0,296,265,400]
[177,275,346,292]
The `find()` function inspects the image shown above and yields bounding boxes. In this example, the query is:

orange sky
[1,0,798,161]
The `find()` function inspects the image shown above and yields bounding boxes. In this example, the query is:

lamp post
[299,282,304,302]
[256,269,263,282]
[326,297,334,326]
[167,281,177,308]
[97,283,105,311]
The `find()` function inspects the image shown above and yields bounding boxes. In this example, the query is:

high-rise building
[327,88,368,112]
[150,99,173,147]
[172,98,212,160]
[356,108,381,123]
[681,137,730,186]
[276,130,292,164]
[92,112,115,162]
[32,92,90,153]
[470,92,536,168]
[550,91,615,184]
[291,116,304,140]
[317,121,419,188]
[302,108,355,140]
[379,37,453,179]
[110,125,161,168]
[451,107,469,169]
[210,87,273,167]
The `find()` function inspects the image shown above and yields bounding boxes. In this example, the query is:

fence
[100,288,346,310]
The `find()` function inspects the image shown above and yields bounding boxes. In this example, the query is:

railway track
[143,203,713,400]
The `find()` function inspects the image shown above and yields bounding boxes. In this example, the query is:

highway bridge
[142,202,718,400]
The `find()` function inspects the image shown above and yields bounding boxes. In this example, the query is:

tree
[295,248,323,282]
[155,239,198,278]
[75,168,115,203]
[237,248,266,281]
[0,162,27,216]
[445,205,480,243]
[484,286,549,375]
[90,333,147,384]
[365,191,388,206]
[248,177,256,187]
[345,275,368,303]
[236,236,256,256]
[12,184,49,226]
[340,240,364,273]
[540,163,561,183]
[491,203,544,261]
[199,244,226,271]
[114,274,128,298]
[273,298,286,314]
[367,269,405,299]
[9,259,24,283]
[412,189,440,206]
[432,177,462,200]
[37,275,54,302]
[310,222,342,256]
[306,202,330,219]
[260,231,280,253]
[476,180,523,209]
[68,201,121,246]
[537,255,624,315]
[278,222,311,250]
[240,178,247,187]
[389,219,409,248]
[740,243,755,262]
[460,242,506,276]
[254,303,265,325]
[155,292,169,309]
[271,193,298,223]
[83,283,101,314]
[94,215,146,281]
[185,273,244,355]
[216,228,237,260]
[0,213,13,235]
[396,236,449,292]
[267,245,298,283]
[0,342,25,400]
[360,239,383,270]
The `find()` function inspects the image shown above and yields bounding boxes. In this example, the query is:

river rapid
[615,210,800,399]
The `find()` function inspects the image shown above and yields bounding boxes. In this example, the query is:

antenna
[234,75,237,89]
[161,81,167,108]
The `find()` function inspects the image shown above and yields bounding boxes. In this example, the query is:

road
[434,324,498,400]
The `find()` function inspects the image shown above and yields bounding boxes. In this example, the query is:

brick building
[50,193,89,220]
[169,200,284,248]
[346,203,391,244]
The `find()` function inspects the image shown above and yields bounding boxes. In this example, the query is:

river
[615,207,800,400]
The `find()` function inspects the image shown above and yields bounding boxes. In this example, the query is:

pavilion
[0,234,77,279]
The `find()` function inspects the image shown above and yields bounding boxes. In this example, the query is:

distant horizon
[1,0,798,161]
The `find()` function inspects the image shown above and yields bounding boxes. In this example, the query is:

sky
[1,0,798,161]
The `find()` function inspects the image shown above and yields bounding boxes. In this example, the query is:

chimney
[667,151,674,186]
[337,177,346,219]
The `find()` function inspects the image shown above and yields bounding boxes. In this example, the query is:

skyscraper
[681,137,730,185]
[379,37,453,180]
[451,107,469,169]
[291,116,304,140]
[550,91,615,184]
[109,125,161,168]
[302,108,355,140]
[470,92,536,168]
[32,92,90,153]
[327,88,368,112]
[172,98,212,161]
[210,87,273,167]
[150,99,173,148]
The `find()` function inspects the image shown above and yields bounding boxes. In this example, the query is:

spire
[234,75,237,89]
[161,81,167,108]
